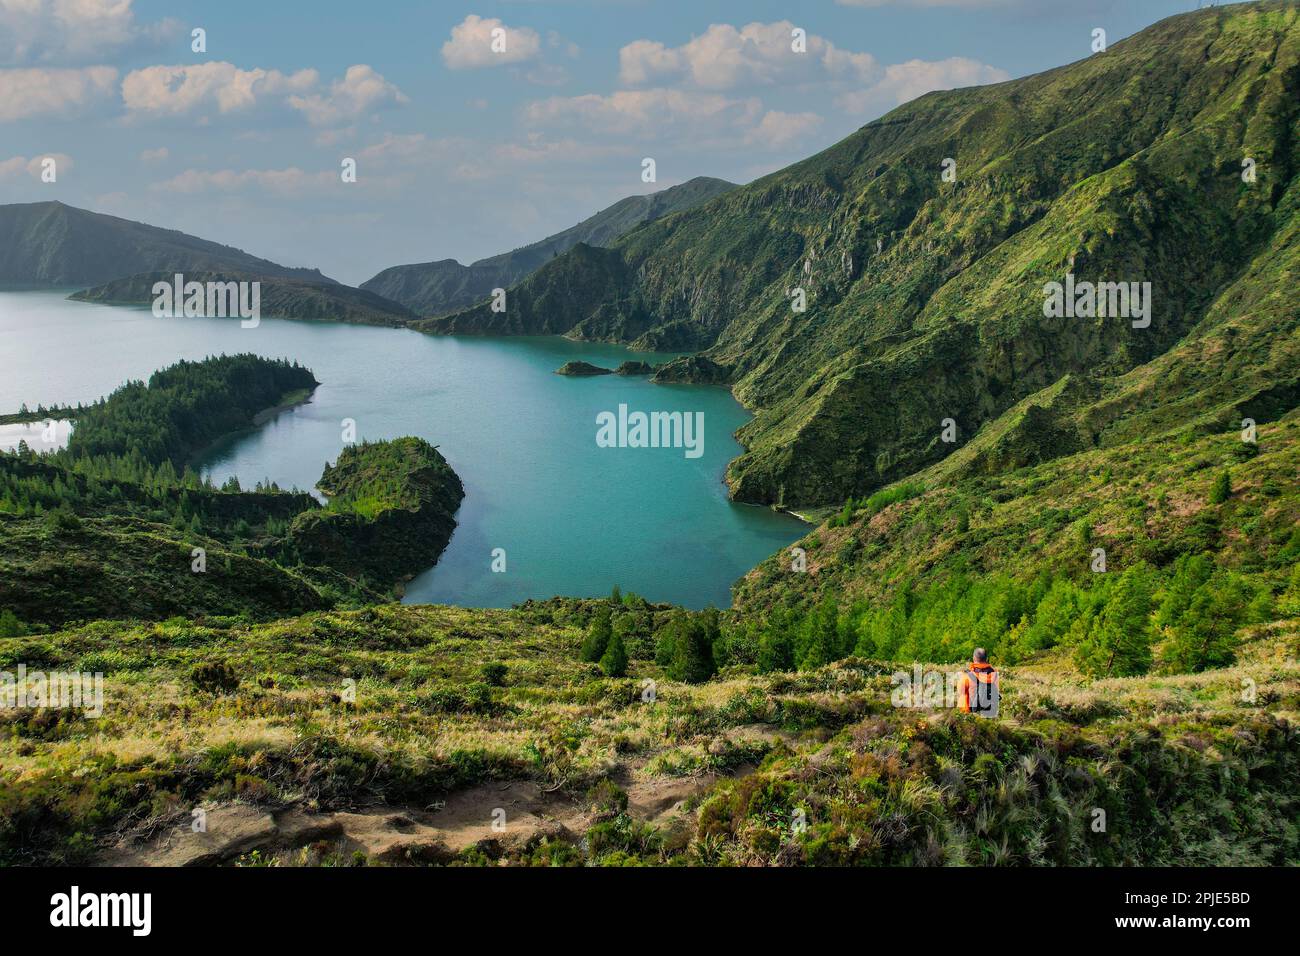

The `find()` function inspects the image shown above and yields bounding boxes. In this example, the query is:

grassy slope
[0,514,330,627]
[735,414,1300,616]
[0,603,1293,865]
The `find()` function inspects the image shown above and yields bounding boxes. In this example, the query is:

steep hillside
[71,271,415,327]
[0,202,334,287]
[733,409,1299,660]
[422,2,1300,509]
[0,513,330,627]
[366,177,734,316]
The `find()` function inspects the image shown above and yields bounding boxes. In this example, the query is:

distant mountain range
[71,271,415,327]
[0,201,334,287]
[360,176,736,317]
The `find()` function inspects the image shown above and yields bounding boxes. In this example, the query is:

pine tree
[581,606,613,662]
[1162,573,1250,673]
[1153,553,1213,630]
[664,611,717,684]
[599,630,628,677]
[757,620,794,673]
[1073,565,1154,677]
[798,597,840,669]
[0,609,25,638]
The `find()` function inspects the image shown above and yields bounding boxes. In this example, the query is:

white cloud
[489,133,630,167]
[441,15,542,69]
[121,62,404,126]
[139,146,168,162]
[0,0,177,65]
[524,88,763,139]
[836,56,1010,113]
[122,61,317,117]
[0,65,116,120]
[287,65,407,126]
[94,190,130,211]
[744,110,824,150]
[619,21,877,90]
[524,62,570,87]
[355,132,472,167]
[613,19,1007,128]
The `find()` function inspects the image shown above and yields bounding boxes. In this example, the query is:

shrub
[190,661,240,694]
[44,506,81,532]
[0,609,26,638]
[1208,468,1232,505]
[657,609,719,683]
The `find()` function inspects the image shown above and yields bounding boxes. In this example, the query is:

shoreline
[186,386,317,469]
[252,387,315,426]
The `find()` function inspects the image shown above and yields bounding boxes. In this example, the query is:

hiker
[957,648,999,718]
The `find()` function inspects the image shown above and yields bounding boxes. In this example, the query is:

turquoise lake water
[0,290,804,608]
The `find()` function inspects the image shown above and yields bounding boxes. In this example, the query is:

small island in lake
[555,361,614,376]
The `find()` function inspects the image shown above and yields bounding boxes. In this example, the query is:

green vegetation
[0,357,463,626]
[599,630,628,678]
[737,413,1298,679]
[63,353,317,467]
[555,361,613,376]
[1,3,1297,869]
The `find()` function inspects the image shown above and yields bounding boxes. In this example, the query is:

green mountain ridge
[0,201,335,287]
[418,1,1300,510]
[363,176,735,317]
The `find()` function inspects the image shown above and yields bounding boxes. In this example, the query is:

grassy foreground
[2,602,1295,866]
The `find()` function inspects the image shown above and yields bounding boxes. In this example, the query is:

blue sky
[0,0,1235,285]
